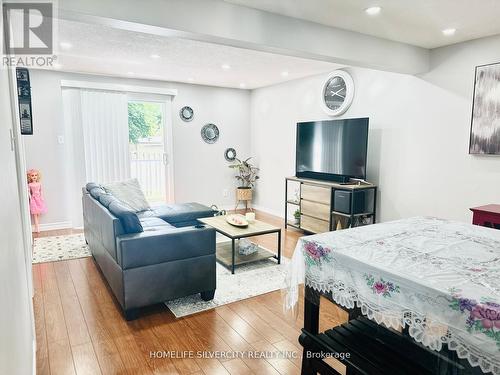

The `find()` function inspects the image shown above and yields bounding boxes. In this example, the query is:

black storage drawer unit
[334,189,374,215]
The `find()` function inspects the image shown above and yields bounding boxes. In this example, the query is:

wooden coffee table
[199,215,281,274]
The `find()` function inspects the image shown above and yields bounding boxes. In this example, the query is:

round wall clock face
[321,70,354,116]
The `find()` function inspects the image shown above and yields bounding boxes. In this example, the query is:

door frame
[127,93,175,203]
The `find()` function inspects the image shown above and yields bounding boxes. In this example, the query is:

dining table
[284,216,500,374]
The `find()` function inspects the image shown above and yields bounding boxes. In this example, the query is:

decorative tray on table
[225,214,249,227]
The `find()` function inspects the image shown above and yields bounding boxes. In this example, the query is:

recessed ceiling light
[281,71,289,77]
[187,77,194,82]
[365,6,382,15]
[127,71,135,75]
[442,28,456,36]
[221,64,231,70]
[239,83,246,88]
[59,41,72,49]
[150,54,160,59]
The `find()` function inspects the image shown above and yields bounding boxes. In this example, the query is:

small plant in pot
[229,157,259,209]
[293,209,301,225]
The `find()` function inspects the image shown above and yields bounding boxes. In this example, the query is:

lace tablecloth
[284,217,500,374]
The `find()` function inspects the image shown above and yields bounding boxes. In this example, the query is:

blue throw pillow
[108,201,143,234]
[86,182,101,192]
[89,187,106,200]
[98,193,118,208]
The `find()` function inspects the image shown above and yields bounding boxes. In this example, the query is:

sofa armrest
[116,226,215,270]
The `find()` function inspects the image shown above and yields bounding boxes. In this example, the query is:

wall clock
[321,70,354,116]
[201,123,219,144]
[179,106,194,122]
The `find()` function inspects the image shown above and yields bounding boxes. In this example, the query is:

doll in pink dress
[27,169,47,233]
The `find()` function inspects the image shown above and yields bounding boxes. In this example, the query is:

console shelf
[285,176,377,234]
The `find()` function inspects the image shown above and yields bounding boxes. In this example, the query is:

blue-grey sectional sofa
[82,183,216,320]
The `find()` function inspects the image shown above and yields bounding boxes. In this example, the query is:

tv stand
[285,176,377,234]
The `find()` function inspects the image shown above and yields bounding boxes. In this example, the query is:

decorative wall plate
[321,70,355,116]
[224,148,237,161]
[201,123,219,144]
[179,106,194,122]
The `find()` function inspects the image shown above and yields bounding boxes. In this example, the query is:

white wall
[24,70,251,228]
[0,67,35,374]
[250,35,500,223]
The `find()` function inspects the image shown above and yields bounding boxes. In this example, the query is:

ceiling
[43,19,341,89]
[224,0,500,49]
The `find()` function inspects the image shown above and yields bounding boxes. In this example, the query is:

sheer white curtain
[79,89,130,183]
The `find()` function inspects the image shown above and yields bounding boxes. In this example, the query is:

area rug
[165,253,289,318]
[32,233,91,264]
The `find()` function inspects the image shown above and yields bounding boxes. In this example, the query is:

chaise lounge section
[82,183,216,320]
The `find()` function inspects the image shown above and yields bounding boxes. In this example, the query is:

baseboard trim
[251,204,285,219]
[32,339,36,375]
[35,221,73,232]
[218,204,284,219]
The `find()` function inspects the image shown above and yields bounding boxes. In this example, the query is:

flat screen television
[296,118,369,182]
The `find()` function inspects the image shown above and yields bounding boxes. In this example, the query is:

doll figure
[27,169,47,233]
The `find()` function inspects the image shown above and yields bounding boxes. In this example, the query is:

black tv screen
[296,118,369,181]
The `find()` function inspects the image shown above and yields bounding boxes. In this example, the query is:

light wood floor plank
[220,358,253,375]
[145,312,202,374]
[114,335,153,375]
[92,339,127,375]
[47,339,76,375]
[250,339,300,375]
[215,305,264,344]
[71,342,103,375]
[191,311,280,375]
[227,301,285,344]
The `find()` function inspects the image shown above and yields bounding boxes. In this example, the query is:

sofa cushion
[139,217,175,231]
[141,202,215,224]
[98,193,119,208]
[108,201,143,234]
[103,178,150,212]
[89,187,106,200]
[86,182,101,192]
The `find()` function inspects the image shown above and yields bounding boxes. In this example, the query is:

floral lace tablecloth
[284,217,500,374]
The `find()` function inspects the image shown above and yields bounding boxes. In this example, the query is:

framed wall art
[470,62,500,155]
[16,67,33,135]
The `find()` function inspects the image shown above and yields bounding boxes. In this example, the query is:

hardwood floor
[33,210,347,375]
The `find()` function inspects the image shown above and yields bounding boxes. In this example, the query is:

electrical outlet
[57,135,64,144]
[223,189,229,198]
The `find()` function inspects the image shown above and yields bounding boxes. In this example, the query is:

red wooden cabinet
[470,204,500,229]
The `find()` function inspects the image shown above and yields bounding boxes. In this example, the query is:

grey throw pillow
[102,178,150,212]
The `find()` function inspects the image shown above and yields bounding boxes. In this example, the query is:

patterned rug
[32,233,288,317]
[32,233,91,264]
[165,255,289,318]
